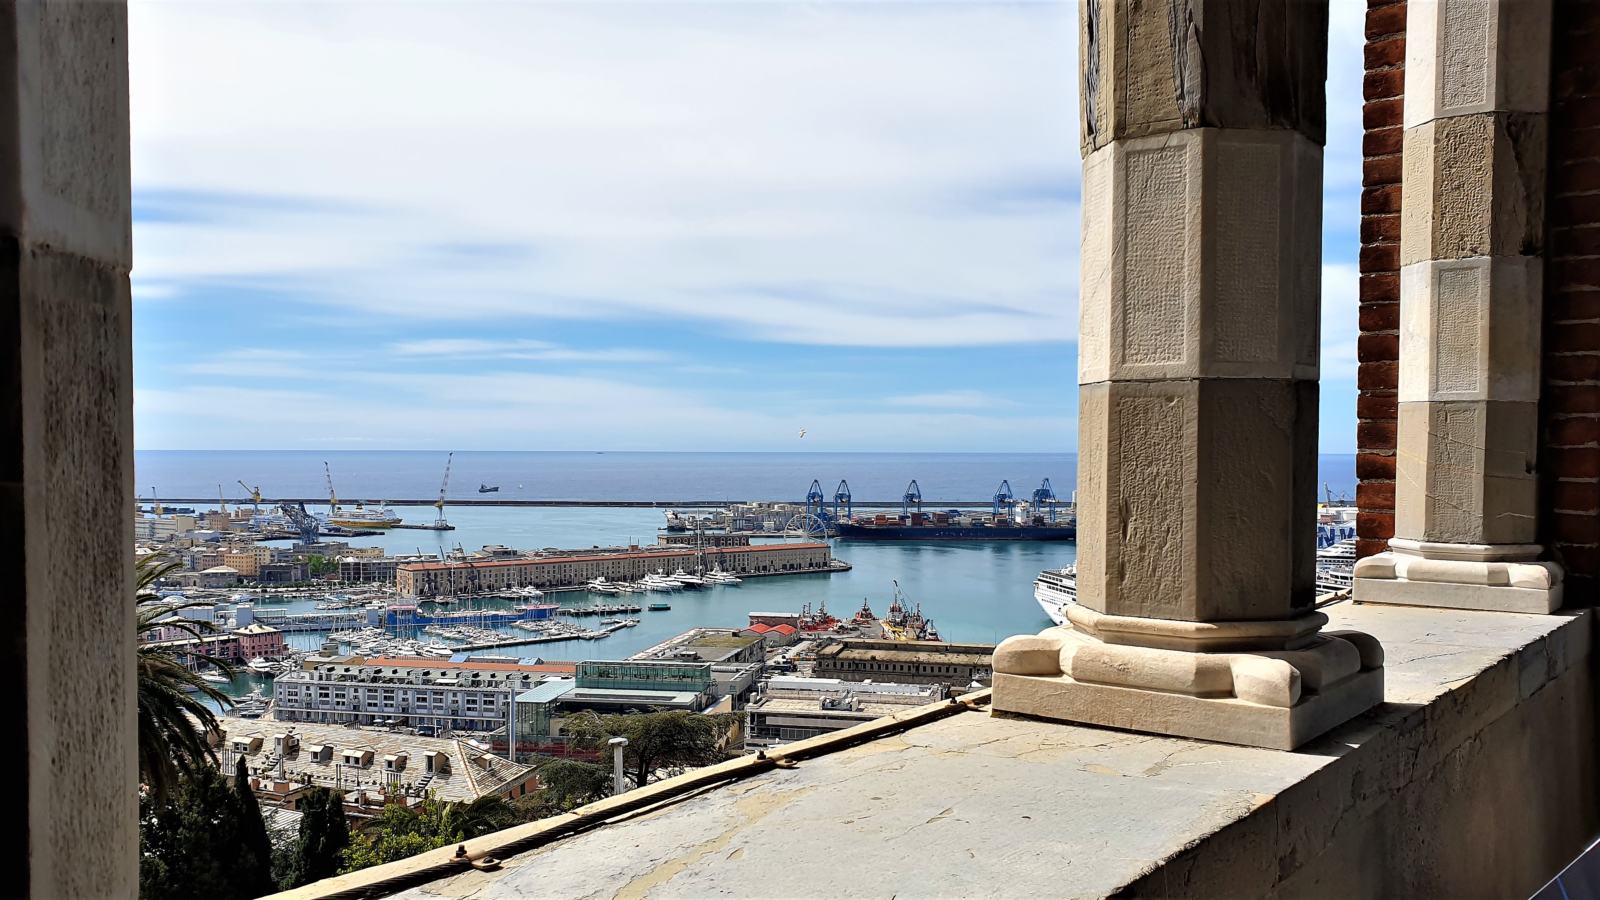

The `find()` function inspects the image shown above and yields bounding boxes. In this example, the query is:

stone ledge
[297,603,1595,900]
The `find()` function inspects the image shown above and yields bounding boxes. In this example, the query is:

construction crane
[833,480,852,521]
[434,452,454,529]
[217,485,228,516]
[1031,477,1058,523]
[993,480,1016,519]
[901,479,922,520]
[323,461,340,514]
[151,487,163,516]
[237,480,262,513]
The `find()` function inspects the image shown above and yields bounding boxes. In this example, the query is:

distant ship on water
[479,483,500,493]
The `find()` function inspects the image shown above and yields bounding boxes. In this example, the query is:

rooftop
[217,717,535,804]
[293,602,1592,899]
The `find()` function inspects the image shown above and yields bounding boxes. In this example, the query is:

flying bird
[798,429,807,439]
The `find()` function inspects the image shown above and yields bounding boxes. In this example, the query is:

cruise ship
[1316,538,1358,595]
[325,502,403,529]
[1033,565,1076,625]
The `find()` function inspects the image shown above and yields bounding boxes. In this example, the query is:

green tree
[140,764,276,900]
[306,554,338,576]
[233,756,278,897]
[511,757,611,821]
[339,794,517,874]
[561,710,740,788]
[136,554,235,797]
[287,787,351,888]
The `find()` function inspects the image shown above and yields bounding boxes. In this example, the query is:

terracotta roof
[359,656,576,675]
[398,542,829,572]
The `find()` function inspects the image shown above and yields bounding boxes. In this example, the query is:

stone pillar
[0,2,137,896]
[1351,0,1562,614]
[991,0,1384,751]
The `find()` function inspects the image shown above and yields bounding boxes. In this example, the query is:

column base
[990,622,1385,751]
[1352,543,1564,614]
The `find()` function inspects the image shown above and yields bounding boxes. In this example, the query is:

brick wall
[1545,0,1600,602]
[1356,0,1405,558]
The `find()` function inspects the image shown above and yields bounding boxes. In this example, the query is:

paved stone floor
[394,603,1588,900]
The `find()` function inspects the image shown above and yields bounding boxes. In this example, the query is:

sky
[128,1,1366,452]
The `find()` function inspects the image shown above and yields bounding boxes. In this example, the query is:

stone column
[991,0,1384,751]
[0,1,137,895]
[1351,0,1561,614]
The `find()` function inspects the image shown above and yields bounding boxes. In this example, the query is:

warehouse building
[813,639,994,693]
[396,542,834,598]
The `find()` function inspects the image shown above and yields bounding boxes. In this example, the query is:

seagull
[798,429,807,439]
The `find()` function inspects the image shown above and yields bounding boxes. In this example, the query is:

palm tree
[136,554,236,797]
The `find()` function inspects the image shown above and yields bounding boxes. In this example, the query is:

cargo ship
[830,479,1074,542]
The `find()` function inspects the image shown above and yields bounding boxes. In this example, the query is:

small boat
[648,601,672,611]
[479,483,500,493]
[200,671,231,685]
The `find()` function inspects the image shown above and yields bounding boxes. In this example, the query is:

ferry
[325,501,403,529]
[1316,538,1358,595]
[1033,566,1076,626]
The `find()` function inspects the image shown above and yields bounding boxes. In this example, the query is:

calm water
[137,450,1357,504]
[222,505,1074,659]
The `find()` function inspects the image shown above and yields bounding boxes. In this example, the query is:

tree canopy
[561,709,740,788]
[139,764,274,900]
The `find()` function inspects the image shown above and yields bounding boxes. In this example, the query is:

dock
[158,497,1043,510]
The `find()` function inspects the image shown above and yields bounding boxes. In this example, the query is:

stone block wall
[1545,0,1600,602]
[1357,0,1406,558]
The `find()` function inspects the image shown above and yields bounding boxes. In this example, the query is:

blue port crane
[833,480,852,521]
[1032,477,1058,522]
[902,479,922,519]
[806,479,828,521]
[993,479,1016,518]
[278,501,320,545]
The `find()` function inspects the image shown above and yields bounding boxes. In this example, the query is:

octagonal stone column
[1352,0,1562,614]
[992,0,1383,751]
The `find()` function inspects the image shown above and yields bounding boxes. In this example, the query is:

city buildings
[396,542,834,597]
[234,622,286,660]
[744,677,941,750]
[215,716,540,806]
[272,659,566,732]
[813,639,994,692]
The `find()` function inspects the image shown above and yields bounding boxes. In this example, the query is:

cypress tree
[290,787,351,887]
[233,757,279,896]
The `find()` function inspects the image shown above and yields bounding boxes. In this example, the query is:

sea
[138,451,1356,696]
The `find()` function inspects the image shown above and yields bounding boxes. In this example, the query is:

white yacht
[613,581,641,594]
[670,568,706,588]
[587,577,623,595]
[640,571,681,591]
[703,568,742,586]
[1033,565,1077,626]
[199,670,231,685]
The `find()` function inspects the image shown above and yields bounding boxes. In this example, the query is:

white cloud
[1321,262,1360,382]
[887,389,1016,409]
[128,1,1081,348]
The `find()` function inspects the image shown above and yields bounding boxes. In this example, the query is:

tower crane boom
[237,479,262,513]
[434,452,453,528]
[323,461,339,513]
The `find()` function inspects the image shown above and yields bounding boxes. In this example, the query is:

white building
[272,660,567,734]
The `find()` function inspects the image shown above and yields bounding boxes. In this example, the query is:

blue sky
[129,1,1365,452]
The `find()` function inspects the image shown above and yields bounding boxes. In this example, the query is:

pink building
[235,622,286,660]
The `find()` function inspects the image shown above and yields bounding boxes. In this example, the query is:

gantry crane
[833,479,852,521]
[237,480,262,513]
[434,452,454,529]
[993,480,1016,519]
[1031,477,1059,522]
[806,479,827,521]
[901,480,922,519]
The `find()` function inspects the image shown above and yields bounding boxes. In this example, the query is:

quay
[158,497,1013,509]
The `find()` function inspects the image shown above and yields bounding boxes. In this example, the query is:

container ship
[830,479,1075,542]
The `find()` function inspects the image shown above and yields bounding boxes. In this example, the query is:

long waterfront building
[272,659,571,733]
[396,542,834,598]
